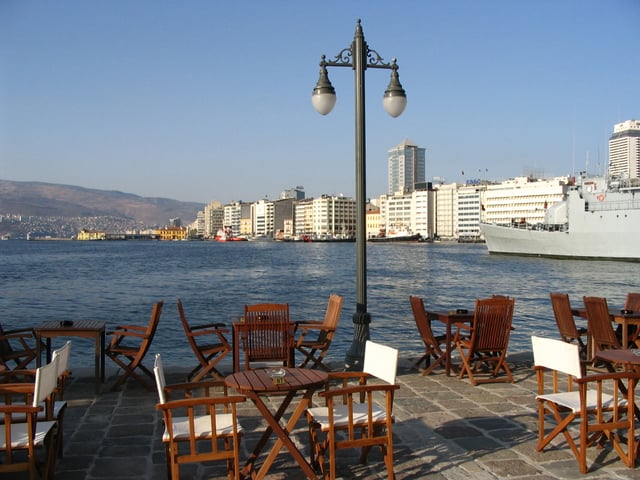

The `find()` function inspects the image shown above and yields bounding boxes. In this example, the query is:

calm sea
[2,240,639,368]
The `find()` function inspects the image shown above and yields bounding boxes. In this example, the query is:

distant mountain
[0,180,204,226]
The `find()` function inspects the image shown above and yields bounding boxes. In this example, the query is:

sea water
[2,240,639,368]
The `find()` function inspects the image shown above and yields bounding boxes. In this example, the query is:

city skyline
[2,1,639,204]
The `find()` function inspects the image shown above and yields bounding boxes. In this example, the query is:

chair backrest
[409,295,440,347]
[33,355,59,408]
[153,353,167,404]
[323,294,343,329]
[244,303,290,323]
[177,298,199,351]
[363,340,398,384]
[531,335,583,378]
[550,292,581,340]
[471,296,515,352]
[625,292,640,311]
[242,303,292,368]
[317,294,343,344]
[583,296,619,349]
[52,340,71,378]
[136,301,163,360]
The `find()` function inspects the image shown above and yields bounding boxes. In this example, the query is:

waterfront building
[77,229,106,241]
[482,176,567,226]
[223,201,243,237]
[609,119,640,180]
[157,226,187,241]
[410,189,435,239]
[294,199,314,237]
[252,199,274,237]
[273,198,295,238]
[434,182,459,240]
[457,184,483,240]
[388,139,426,195]
[311,194,356,238]
[204,200,223,238]
[239,203,252,237]
[366,207,382,238]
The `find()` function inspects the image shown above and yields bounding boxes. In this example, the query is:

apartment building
[204,200,223,238]
[609,119,640,180]
[388,139,426,195]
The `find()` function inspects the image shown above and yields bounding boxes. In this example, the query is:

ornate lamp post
[312,19,407,370]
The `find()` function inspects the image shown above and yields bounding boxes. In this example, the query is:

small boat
[368,227,422,243]
[214,227,248,242]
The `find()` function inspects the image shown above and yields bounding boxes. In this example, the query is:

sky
[1,1,639,205]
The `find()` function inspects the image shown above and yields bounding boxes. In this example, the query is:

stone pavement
[28,352,640,479]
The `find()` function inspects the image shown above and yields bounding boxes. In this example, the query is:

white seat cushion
[162,413,242,442]
[0,420,57,449]
[307,404,388,430]
[537,390,623,413]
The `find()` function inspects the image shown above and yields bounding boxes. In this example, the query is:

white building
[482,176,567,226]
[223,201,243,236]
[434,182,458,240]
[251,200,274,237]
[609,120,640,180]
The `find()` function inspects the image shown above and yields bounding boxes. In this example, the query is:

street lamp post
[312,19,407,370]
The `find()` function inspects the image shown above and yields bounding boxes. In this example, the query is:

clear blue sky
[1,1,639,204]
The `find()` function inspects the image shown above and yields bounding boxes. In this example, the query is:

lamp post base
[344,305,371,371]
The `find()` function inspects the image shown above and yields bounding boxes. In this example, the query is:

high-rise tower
[387,139,426,195]
[609,120,640,180]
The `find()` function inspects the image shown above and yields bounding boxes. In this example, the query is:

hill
[0,180,203,226]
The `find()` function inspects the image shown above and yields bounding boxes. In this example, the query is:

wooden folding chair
[550,293,588,359]
[240,303,294,371]
[294,294,343,371]
[177,299,231,381]
[153,354,245,480]
[306,340,400,480]
[454,296,515,385]
[583,296,620,359]
[532,335,639,473]
[0,356,59,480]
[624,293,640,347]
[409,295,448,375]
[0,323,41,371]
[106,301,163,391]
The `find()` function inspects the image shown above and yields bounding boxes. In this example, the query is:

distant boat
[368,227,422,243]
[479,175,640,261]
[214,227,248,242]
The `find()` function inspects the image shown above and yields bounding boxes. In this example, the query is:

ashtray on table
[268,368,287,384]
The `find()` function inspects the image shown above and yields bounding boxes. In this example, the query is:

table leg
[256,388,319,480]
[100,330,105,383]
[242,389,319,480]
[93,333,102,394]
[445,322,452,376]
[622,318,629,348]
[36,335,43,367]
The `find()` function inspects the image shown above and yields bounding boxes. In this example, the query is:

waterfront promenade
[42,352,638,479]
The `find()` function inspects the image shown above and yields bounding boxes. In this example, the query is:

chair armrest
[319,383,400,399]
[294,319,324,331]
[0,369,37,383]
[190,322,227,331]
[164,379,232,399]
[109,330,146,339]
[156,394,245,411]
[188,326,230,338]
[109,324,147,333]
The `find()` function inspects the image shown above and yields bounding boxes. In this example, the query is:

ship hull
[480,222,640,261]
